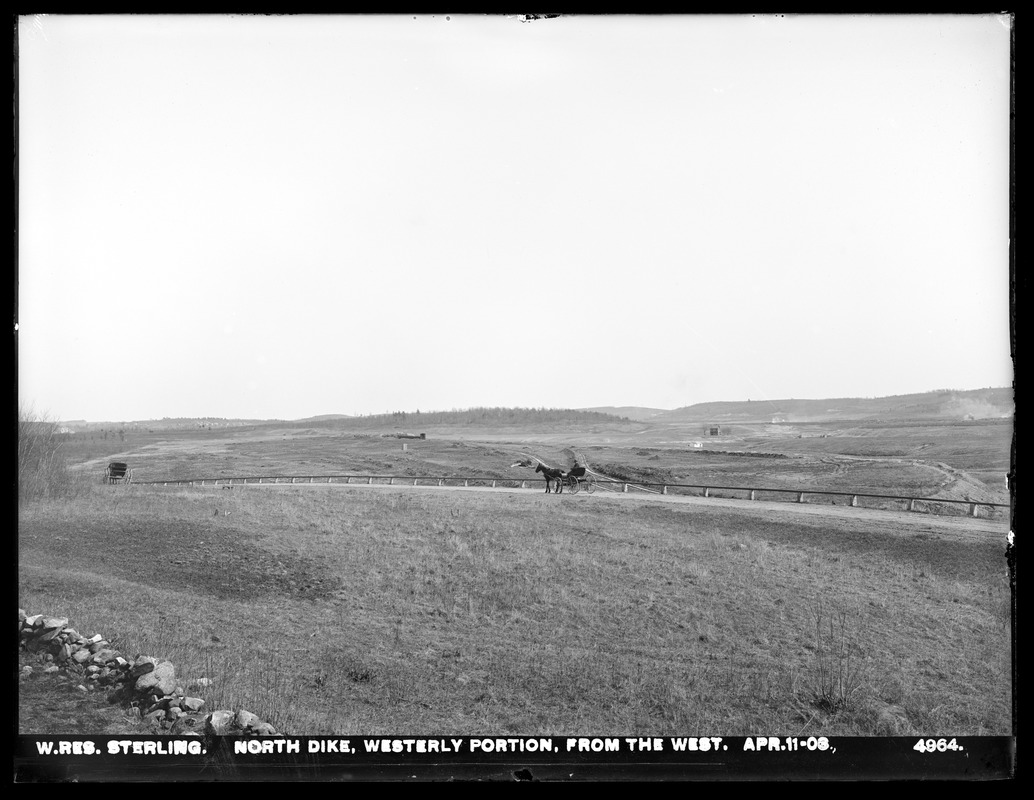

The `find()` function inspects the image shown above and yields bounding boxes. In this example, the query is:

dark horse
[535,463,565,493]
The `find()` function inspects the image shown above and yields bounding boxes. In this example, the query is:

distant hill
[58,417,283,432]
[653,388,1014,424]
[581,406,671,421]
[59,388,1013,429]
[281,407,633,430]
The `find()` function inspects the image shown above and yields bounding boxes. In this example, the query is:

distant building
[707,425,722,436]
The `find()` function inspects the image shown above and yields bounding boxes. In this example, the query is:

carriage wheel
[568,477,580,494]
[586,474,597,494]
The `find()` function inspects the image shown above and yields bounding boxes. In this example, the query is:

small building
[707,425,722,436]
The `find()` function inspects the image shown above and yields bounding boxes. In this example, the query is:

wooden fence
[131,473,1010,520]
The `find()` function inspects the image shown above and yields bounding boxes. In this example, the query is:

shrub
[806,604,865,714]
[17,406,85,501]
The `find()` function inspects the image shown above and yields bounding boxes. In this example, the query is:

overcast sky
[17,14,1013,421]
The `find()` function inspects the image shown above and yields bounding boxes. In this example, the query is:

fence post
[851,495,858,507]
[704,488,710,498]
[970,503,979,517]
[797,492,804,503]
[750,489,756,501]
[662,485,667,495]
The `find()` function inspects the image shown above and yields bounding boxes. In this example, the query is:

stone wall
[18,609,279,736]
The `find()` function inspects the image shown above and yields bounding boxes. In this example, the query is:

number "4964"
[914,738,962,753]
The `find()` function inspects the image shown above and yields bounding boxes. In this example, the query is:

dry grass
[19,481,1012,737]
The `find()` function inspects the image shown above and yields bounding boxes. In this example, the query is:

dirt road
[213,478,1011,540]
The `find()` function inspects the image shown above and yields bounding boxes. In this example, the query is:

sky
[16,14,1014,421]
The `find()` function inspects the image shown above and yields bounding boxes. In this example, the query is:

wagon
[561,466,596,494]
[105,461,133,484]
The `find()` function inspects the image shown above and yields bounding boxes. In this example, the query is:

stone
[20,612,290,742]
[181,697,206,713]
[206,710,235,735]
[128,659,157,679]
[135,661,176,696]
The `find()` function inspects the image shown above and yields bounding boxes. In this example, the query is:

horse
[535,463,565,493]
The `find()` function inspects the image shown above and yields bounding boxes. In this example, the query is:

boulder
[135,660,177,696]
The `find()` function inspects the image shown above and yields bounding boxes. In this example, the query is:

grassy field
[56,416,1012,500]
[19,485,1012,737]
[19,414,1013,738]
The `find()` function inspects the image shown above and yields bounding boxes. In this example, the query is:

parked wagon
[105,461,132,484]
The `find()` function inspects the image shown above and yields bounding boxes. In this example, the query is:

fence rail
[130,473,1009,519]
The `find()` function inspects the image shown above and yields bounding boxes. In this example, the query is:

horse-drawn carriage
[535,462,597,494]
[561,465,596,494]
[105,461,132,484]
